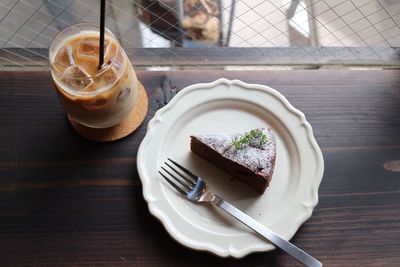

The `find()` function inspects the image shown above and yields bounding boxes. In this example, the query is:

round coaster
[68,81,148,142]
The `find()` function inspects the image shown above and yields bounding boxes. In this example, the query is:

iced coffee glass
[49,23,138,128]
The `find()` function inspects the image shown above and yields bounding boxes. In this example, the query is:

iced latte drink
[49,23,138,128]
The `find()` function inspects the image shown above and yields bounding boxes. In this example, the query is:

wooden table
[0,70,399,266]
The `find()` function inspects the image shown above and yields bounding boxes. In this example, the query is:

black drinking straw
[98,0,106,69]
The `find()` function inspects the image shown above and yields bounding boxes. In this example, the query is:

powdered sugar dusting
[193,128,276,176]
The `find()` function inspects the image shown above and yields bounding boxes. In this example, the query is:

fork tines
[158,158,197,195]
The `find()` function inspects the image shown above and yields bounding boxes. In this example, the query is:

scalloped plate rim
[137,78,324,258]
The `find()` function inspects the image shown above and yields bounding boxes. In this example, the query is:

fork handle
[213,196,322,267]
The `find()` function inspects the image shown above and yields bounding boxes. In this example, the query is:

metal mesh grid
[0,0,399,69]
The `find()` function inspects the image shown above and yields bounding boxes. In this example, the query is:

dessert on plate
[190,128,276,194]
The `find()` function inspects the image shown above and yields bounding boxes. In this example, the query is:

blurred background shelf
[0,0,399,69]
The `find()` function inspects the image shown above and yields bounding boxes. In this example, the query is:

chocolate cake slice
[190,128,276,194]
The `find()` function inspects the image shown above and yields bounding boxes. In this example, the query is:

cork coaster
[68,81,148,142]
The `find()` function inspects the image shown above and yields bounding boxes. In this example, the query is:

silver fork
[159,158,322,267]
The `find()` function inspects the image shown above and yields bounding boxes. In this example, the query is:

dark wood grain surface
[0,70,399,266]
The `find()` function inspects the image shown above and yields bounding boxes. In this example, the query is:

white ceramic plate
[137,79,324,258]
